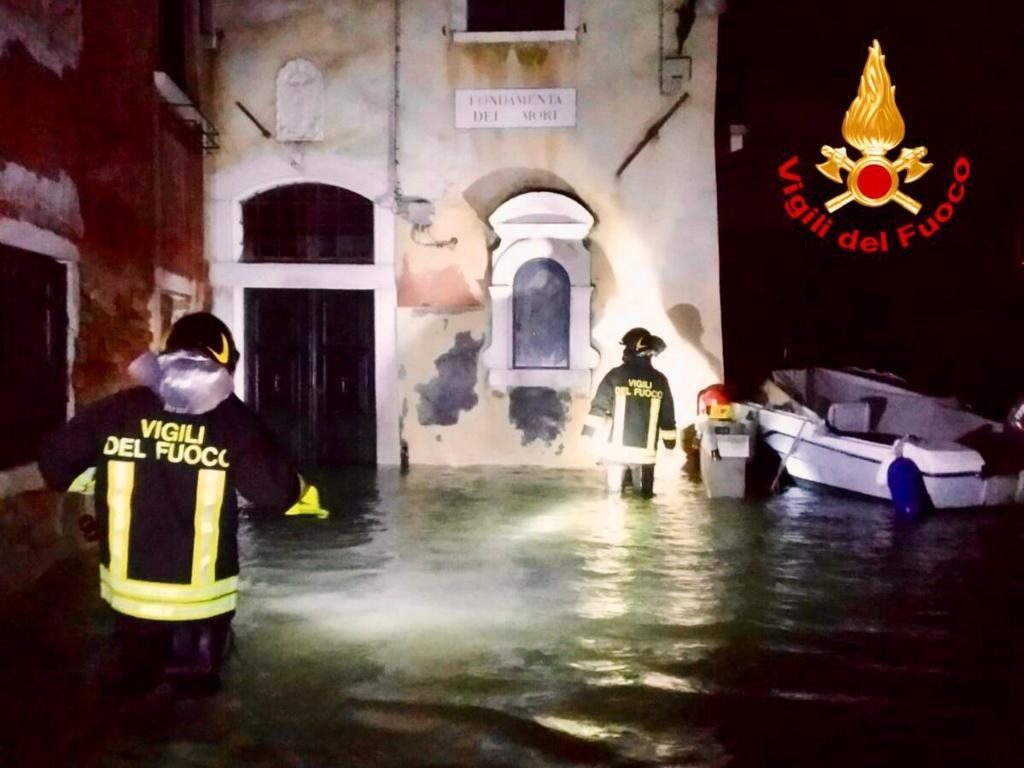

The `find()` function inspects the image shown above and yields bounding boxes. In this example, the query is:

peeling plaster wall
[398,2,725,442]
[415,330,484,426]
[210,0,724,466]
[0,161,82,240]
[509,387,571,448]
[210,0,392,184]
[0,0,82,76]
[398,311,594,466]
[0,1,210,406]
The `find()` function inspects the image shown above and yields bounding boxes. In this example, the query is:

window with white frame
[452,0,579,42]
[482,192,599,393]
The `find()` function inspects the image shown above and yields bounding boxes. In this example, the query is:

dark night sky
[715,0,1023,417]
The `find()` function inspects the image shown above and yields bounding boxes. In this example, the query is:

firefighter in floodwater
[582,327,677,497]
[37,312,326,696]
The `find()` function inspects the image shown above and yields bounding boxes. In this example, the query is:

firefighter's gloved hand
[662,438,677,450]
[67,467,96,496]
[78,514,100,542]
[284,481,330,519]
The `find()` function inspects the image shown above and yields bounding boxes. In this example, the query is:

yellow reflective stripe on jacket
[101,591,237,621]
[100,566,238,621]
[100,566,238,602]
[612,386,628,445]
[646,398,662,453]
[659,428,677,443]
[100,465,234,621]
[191,469,226,586]
[106,461,135,581]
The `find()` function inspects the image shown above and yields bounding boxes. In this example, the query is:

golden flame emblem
[816,40,932,214]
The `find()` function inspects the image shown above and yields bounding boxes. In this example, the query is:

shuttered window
[467,1,565,32]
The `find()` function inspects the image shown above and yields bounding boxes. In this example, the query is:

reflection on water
[3,467,1024,766]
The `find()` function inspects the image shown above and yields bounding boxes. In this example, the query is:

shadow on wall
[587,238,616,346]
[667,303,722,380]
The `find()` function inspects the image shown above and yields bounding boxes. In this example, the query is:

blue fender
[887,457,931,519]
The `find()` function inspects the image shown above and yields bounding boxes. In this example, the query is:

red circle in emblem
[856,164,893,199]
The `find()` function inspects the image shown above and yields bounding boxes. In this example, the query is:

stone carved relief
[275,59,324,142]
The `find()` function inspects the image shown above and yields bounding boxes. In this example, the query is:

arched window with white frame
[482,191,600,393]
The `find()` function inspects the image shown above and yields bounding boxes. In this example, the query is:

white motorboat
[750,368,1024,509]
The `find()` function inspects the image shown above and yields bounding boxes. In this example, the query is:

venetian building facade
[207,0,725,467]
[0,0,213,474]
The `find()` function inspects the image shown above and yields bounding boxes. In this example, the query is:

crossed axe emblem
[816,144,932,214]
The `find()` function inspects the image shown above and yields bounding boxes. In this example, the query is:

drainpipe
[388,0,401,207]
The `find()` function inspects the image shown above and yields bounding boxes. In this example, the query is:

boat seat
[827,401,871,433]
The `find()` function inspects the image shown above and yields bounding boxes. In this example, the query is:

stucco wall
[0,0,211,406]
[209,0,723,466]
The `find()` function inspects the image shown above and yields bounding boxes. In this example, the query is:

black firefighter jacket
[38,387,299,622]
[583,357,677,464]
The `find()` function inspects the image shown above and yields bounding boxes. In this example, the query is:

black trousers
[98,611,234,696]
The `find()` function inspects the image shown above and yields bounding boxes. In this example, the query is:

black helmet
[620,327,666,357]
[163,312,239,373]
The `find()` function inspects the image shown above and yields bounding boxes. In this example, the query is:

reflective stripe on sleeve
[646,399,662,453]
[106,461,135,581]
[191,469,226,586]
[612,387,628,446]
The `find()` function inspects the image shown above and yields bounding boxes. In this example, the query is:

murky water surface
[4,468,1024,766]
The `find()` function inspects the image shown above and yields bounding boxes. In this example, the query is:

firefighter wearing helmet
[37,312,325,696]
[582,327,677,496]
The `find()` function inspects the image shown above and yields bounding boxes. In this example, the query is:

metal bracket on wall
[154,72,220,152]
[235,101,272,139]
[615,92,690,178]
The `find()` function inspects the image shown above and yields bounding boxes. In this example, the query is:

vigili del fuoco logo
[778,40,969,254]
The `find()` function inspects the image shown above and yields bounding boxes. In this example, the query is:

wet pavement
[3,467,1024,766]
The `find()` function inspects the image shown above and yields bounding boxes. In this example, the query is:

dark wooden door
[245,289,375,467]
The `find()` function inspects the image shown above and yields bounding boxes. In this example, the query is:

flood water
[3,467,1024,767]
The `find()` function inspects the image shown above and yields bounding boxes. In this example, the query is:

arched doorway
[241,183,376,466]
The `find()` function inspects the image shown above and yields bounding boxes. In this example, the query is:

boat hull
[758,408,1024,509]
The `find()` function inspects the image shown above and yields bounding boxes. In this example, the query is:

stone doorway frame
[207,155,400,465]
